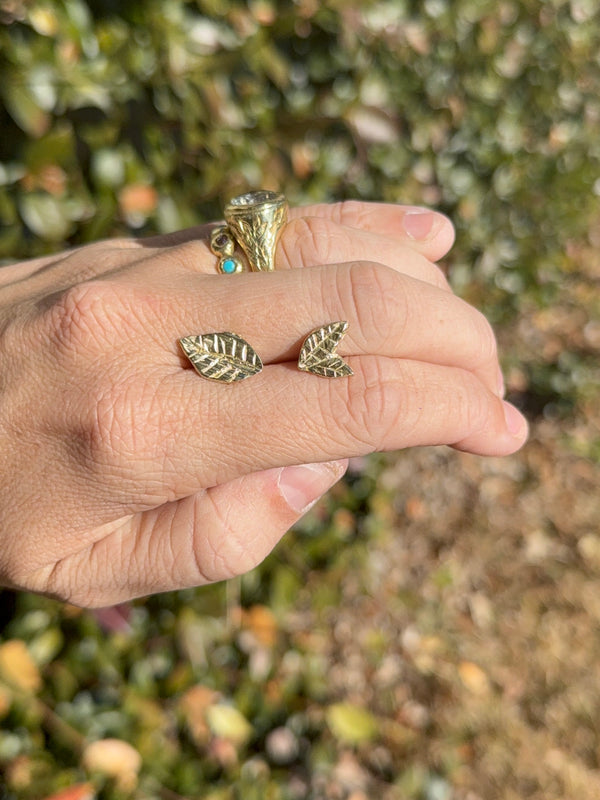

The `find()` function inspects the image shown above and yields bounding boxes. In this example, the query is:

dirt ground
[294,408,600,800]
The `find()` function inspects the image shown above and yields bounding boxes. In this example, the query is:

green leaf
[205,704,253,746]
[28,629,64,666]
[19,193,73,241]
[326,703,378,745]
[2,80,50,138]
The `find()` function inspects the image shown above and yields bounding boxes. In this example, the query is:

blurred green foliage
[1,0,599,287]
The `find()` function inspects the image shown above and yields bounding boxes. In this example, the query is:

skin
[0,201,527,607]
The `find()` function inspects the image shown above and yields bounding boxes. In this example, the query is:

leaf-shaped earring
[179,332,263,383]
[297,321,353,378]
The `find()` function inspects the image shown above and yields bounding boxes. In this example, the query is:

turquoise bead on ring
[219,258,239,275]
[221,256,242,274]
[210,226,243,274]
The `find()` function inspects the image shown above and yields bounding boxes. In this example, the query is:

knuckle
[44,567,98,608]
[194,493,249,582]
[331,199,369,227]
[330,358,400,451]
[5,556,99,608]
[337,261,403,347]
[40,281,134,359]
[77,375,157,474]
[281,216,337,268]
[53,573,120,609]
[77,380,129,471]
[453,373,493,438]
[62,240,139,279]
[391,367,429,441]
[472,309,498,367]
[167,239,213,271]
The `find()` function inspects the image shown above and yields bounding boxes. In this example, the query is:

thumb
[42,460,349,606]
[190,460,350,582]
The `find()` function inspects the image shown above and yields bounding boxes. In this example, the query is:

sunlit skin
[0,202,527,607]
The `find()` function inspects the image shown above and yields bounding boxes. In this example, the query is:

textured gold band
[210,190,288,273]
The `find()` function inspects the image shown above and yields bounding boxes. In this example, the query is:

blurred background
[0,1,599,798]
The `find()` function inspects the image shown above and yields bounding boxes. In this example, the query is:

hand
[0,202,527,606]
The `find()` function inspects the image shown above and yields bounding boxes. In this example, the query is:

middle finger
[107,260,499,395]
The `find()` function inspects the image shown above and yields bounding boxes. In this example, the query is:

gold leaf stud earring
[297,321,353,378]
[179,332,263,383]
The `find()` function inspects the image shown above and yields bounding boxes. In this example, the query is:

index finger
[142,200,455,263]
[288,200,455,262]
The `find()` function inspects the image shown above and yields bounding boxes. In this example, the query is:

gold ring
[211,190,288,273]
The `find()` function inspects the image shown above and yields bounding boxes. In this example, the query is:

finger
[140,216,449,288]
[147,221,448,290]
[141,201,455,268]
[98,357,527,504]
[131,262,499,394]
[288,201,455,262]
[277,217,450,289]
[38,461,348,606]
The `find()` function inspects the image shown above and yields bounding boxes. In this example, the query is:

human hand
[0,202,527,606]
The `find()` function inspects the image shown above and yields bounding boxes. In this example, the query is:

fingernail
[278,461,347,514]
[403,208,437,240]
[503,401,526,437]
